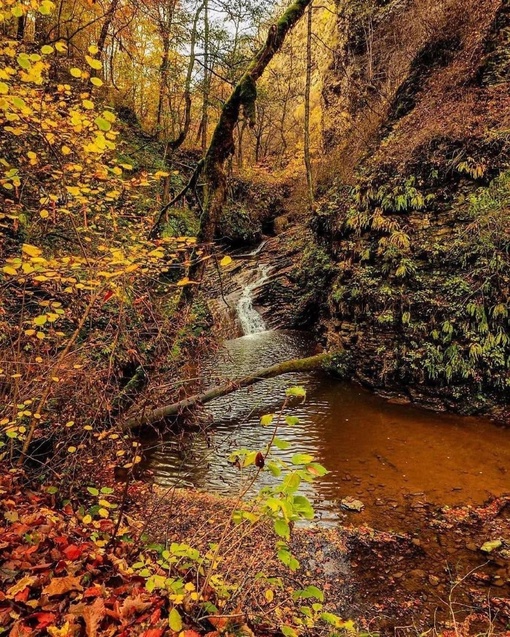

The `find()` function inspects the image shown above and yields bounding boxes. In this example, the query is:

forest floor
[4,453,510,637]
[137,486,510,636]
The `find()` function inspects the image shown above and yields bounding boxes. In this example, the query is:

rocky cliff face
[315,0,510,418]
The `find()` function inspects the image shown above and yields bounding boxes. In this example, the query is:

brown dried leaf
[119,595,151,619]
[70,598,105,637]
[43,576,83,597]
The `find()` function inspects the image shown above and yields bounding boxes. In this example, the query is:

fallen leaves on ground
[0,469,205,636]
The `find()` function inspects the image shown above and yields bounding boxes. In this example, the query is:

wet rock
[387,396,411,405]
[340,497,365,512]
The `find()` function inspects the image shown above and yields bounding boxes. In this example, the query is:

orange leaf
[43,575,83,597]
[70,598,105,637]
[83,586,103,598]
[208,617,229,630]
[32,612,57,629]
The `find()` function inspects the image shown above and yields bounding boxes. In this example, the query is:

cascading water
[237,265,270,335]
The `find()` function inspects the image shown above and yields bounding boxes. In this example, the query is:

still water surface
[145,329,510,526]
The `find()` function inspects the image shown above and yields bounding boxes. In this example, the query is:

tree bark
[165,0,203,150]
[304,2,314,207]
[179,0,312,304]
[200,0,210,153]
[97,0,120,58]
[123,352,332,430]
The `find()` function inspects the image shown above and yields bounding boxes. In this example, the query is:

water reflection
[145,330,510,526]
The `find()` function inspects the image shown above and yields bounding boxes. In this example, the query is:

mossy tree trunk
[123,352,331,430]
[181,0,312,295]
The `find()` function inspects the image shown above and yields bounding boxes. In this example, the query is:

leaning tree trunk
[178,0,312,303]
[123,352,332,430]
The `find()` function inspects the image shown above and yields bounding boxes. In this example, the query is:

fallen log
[123,352,332,431]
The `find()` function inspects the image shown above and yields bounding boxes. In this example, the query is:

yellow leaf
[85,56,102,70]
[82,99,94,110]
[39,209,49,218]
[176,277,197,286]
[7,576,36,598]
[41,45,54,55]
[82,514,92,524]
[67,446,77,453]
[90,77,103,87]
[98,508,109,518]
[220,255,232,267]
[22,243,42,257]
[24,329,35,336]
[3,266,18,275]
[36,332,45,340]
[48,621,72,637]
[61,145,71,155]
[55,42,67,53]
[70,68,82,78]
[102,110,115,123]
[88,45,99,55]
[169,608,182,632]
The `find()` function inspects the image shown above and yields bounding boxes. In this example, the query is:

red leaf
[63,544,82,560]
[31,612,56,629]
[103,289,114,303]
[149,608,161,625]
[83,586,103,598]
[53,536,69,547]
[141,630,165,637]
[14,587,30,603]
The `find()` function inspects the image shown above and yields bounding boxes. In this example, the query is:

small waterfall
[237,265,270,335]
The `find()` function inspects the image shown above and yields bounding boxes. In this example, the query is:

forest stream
[141,255,510,628]
[144,256,510,532]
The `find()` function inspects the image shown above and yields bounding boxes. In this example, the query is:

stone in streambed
[340,497,365,512]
